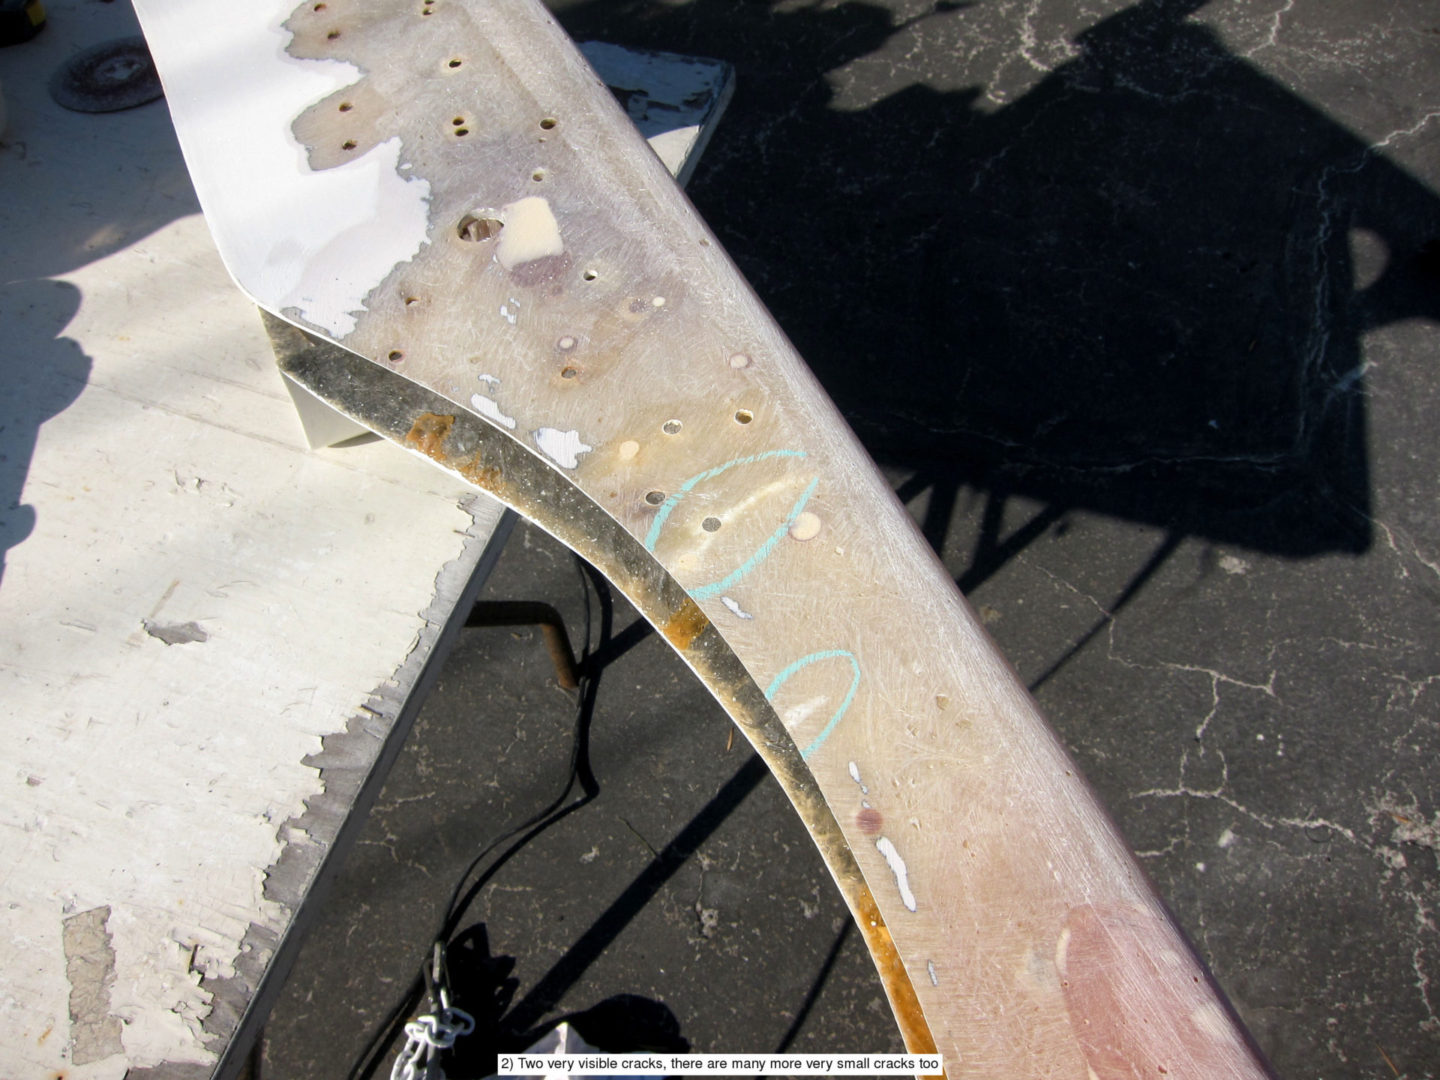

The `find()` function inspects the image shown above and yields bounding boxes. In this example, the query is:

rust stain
[405,412,456,459]
[852,884,942,1071]
[459,459,504,492]
[661,596,710,651]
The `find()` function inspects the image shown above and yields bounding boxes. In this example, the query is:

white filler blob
[131,0,431,337]
[875,836,918,912]
[534,428,592,469]
[496,196,564,270]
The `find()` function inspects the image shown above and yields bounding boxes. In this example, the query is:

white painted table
[0,4,730,1076]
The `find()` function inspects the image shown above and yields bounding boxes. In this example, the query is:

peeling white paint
[720,596,754,620]
[927,959,939,986]
[471,394,517,430]
[495,196,564,269]
[875,836,917,912]
[478,373,502,387]
[132,2,431,338]
[533,428,592,469]
[499,297,520,325]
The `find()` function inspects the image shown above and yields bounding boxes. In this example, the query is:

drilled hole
[734,409,754,424]
[338,101,353,112]
[313,2,326,9]
[645,490,665,506]
[457,215,503,242]
[447,58,462,68]
[582,270,598,282]
[422,7,433,13]
[341,139,357,150]
[702,517,722,533]
[662,419,682,435]
[388,349,404,362]
[405,296,421,306]
[531,169,546,182]
[455,128,469,137]
[560,366,578,379]
[539,117,557,130]
[326,29,341,39]
[452,117,464,125]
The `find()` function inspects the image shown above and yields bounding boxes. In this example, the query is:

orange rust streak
[459,460,503,491]
[661,596,710,650]
[851,884,942,1075]
[404,412,456,459]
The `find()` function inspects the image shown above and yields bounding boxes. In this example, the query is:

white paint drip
[533,428,592,469]
[875,836,917,912]
[847,761,869,794]
[131,2,431,338]
[495,196,564,269]
[927,960,938,986]
[470,394,517,430]
[720,596,754,620]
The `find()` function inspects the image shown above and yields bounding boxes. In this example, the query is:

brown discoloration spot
[857,807,884,835]
[661,596,710,651]
[935,694,949,711]
[851,885,940,1066]
[508,252,572,287]
[405,412,455,459]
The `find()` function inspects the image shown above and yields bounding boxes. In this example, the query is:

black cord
[346,555,605,1080]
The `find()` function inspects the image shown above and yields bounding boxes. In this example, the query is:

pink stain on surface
[1057,904,1271,1079]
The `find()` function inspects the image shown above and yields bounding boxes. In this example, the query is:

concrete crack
[1159,662,1278,741]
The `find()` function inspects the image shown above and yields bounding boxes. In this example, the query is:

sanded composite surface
[132,0,1273,1075]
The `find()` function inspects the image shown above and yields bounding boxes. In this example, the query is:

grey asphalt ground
[263,1,1440,1078]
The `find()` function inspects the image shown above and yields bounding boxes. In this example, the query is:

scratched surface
[130,0,1286,1075]
[259,0,1440,1077]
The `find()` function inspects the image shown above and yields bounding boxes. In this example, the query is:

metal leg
[465,600,580,690]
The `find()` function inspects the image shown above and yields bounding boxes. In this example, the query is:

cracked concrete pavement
[265,1,1440,1077]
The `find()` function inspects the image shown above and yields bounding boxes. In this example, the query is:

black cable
[346,554,605,1080]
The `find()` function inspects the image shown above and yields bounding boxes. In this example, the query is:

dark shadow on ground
[555,0,1440,586]
[0,279,93,590]
[0,0,197,281]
